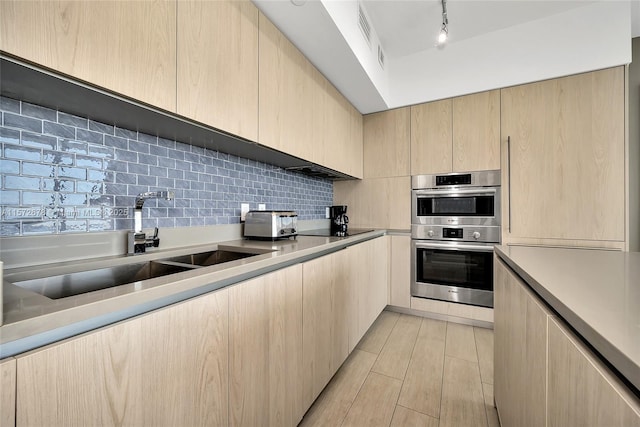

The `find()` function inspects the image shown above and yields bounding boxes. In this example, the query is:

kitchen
[0,0,639,426]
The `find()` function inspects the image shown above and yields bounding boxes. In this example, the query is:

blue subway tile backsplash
[0,96,333,236]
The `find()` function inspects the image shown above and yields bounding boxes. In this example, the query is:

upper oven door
[411,188,501,226]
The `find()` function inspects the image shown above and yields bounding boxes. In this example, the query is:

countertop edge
[494,245,640,393]
[1,230,386,358]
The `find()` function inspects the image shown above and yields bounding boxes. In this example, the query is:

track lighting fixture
[438,0,449,44]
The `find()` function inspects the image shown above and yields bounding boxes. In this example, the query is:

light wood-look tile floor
[299,310,500,427]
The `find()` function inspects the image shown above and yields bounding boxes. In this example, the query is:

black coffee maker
[330,205,349,235]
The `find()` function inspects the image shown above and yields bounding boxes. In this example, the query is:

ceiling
[365,1,596,59]
[254,0,637,114]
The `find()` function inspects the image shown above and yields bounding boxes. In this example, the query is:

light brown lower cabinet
[495,256,640,427]
[494,256,551,427]
[302,249,350,410]
[348,236,389,351]
[0,358,16,427]
[8,238,389,426]
[15,287,229,426]
[389,235,410,309]
[229,264,304,427]
[547,317,640,427]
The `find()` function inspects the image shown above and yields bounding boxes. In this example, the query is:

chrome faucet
[128,191,175,255]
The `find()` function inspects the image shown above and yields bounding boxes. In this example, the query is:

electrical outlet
[240,203,250,221]
[325,207,330,219]
[258,203,266,211]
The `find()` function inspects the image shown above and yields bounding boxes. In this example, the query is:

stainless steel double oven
[411,170,501,308]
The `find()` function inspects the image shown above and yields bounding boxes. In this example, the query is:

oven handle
[413,188,497,197]
[413,241,494,252]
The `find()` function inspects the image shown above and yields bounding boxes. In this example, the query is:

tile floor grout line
[399,316,423,383]
[338,367,375,427]
[396,403,440,421]
[437,321,449,426]
[474,327,493,427]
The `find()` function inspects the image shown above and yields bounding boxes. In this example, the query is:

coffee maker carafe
[330,205,349,235]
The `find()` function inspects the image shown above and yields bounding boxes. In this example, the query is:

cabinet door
[333,176,411,230]
[323,83,364,178]
[389,235,411,308]
[0,358,16,427]
[494,256,550,427]
[363,108,411,178]
[229,265,304,427]
[0,0,177,112]
[348,237,389,350]
[501,67,625,244]
[15,288,229,426]
[258,13,322,163]
[177,0,258,141]
[547,318,640,427]
[302,250,350,409]
[411,99,453,175]
[452,90,500,172]
[140,289,229,426]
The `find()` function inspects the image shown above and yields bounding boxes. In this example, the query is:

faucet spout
[134,191,175,210]
[133,191,175,232]
[128,190,175,254]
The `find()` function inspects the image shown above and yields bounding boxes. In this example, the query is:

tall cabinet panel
[501,67,625,246]
[177,0,259,141]
[0,0,177,112]
[229,265,303,427]
[15,288,229,426]
[302,250,350,409]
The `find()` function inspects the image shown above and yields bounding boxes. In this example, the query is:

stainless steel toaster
[244,210,298,239]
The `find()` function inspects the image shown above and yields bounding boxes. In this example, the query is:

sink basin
[159,249,257,266]
[12,248,272,300]
[13,261,196,300]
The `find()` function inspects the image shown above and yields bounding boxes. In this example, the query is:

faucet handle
[151,227,160,248]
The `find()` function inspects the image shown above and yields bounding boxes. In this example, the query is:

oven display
[443,228,463,239]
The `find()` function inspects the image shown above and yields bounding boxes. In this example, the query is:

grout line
[437,321,449,423]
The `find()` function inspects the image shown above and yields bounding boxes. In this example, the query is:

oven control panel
[412,225,500,244]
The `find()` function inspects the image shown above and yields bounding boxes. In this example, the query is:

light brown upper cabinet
[0,0,177,112]
[452,90,501,172]
[411,90,500,175]
[410,99,452,175]
[177,0,258,142]
[258,13,363,178]
[501,67,625,246]
[363,107,411,178]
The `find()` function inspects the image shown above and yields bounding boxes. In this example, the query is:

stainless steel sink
[159,249,257,266]
[13,261,197,300]
[11,248,272,300]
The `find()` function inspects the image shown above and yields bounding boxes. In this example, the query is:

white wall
[386,1,632,108]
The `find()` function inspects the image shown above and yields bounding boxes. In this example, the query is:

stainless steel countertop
[1,231,385,357]
[495,245,640,392]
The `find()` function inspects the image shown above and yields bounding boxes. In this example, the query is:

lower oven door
[411,240,494,308]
